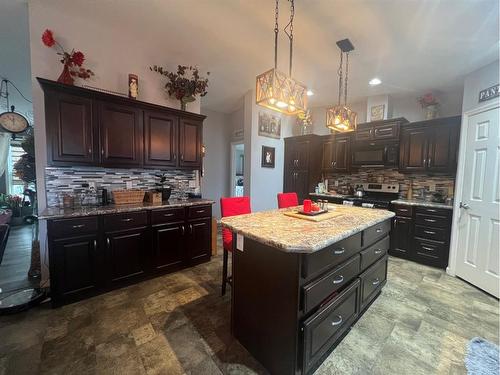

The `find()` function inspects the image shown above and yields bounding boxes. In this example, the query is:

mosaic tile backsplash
[324,168,455,199]
[45,167,197,207]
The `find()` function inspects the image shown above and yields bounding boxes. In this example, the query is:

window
[7,141,27,196]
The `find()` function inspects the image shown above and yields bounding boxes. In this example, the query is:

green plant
[14,129,36,184]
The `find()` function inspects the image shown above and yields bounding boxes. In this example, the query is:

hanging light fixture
[256,0,307,116]
[326,39,357,132]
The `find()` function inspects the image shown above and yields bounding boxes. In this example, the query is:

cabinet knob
[331,315,343,326]
[180,154,184,161]
[88,148,92,155]
[372,278,381,286]
[332,275,344,284]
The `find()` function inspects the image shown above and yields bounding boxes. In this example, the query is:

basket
[112,189,146,205]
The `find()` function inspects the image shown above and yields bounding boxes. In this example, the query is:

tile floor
[0,245,498,374]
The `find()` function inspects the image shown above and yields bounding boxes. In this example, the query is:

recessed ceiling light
[369,78,382,86]
[306,89,314,96]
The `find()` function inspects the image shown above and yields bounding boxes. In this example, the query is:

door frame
[447,99,500,277]
[230,141,244,197]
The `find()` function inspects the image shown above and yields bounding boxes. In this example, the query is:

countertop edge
[221,211,395,253]
[390,199,453,210]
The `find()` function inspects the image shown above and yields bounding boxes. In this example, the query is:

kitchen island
[221,205,394,375]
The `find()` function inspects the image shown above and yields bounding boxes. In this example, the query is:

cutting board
[283,210,344,222]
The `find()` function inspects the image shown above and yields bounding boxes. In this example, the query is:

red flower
[71,51,85,66]
[42,29,55,47]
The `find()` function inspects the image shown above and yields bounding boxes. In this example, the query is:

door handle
[460,202,470,209]
[331,315,343,326]
[332,275,344,284]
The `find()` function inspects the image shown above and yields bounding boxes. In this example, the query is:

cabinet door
[105,228,148,284]
[295,170,310,202]
[321,139,335,170]
[400,127,428,171]
[98,101,143,167]
[427,124,459,173]
[144,111,178,167]
[373,124,399,140]
[187,218,211,265]
[51,234,99,303]
[355,128,373,141]
[390,216,413,259]
[295,140,310,170]
[46,91,96,165]
[284,140,298,170]
[179,118,202,168]
[333,137,350,172]
[152,223,185,272]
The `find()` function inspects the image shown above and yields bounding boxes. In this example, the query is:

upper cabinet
[321,134,350,172]
[39,78,205,170]
[355,118,407,142]
[399,116,461,174]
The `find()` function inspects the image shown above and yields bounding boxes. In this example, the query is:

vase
[57,64,74,85]
[180,101,187,111]
[425,104,439,120]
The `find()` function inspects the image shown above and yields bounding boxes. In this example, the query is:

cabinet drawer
[48,217,98,238]
[414,238,448,264]
[302,255,360,313]
[360,236,389,271]
[360,255,388,309]
[373,125,398,139]
[187,205,212,219]
[103,211,148,231]
[151,207,185,225]
[393,205,413,217]
[355,128,373,141]
[415,206,451,217]
[302,279,360,374]
[415,213,449,228]
[302,233,362,279]
[363,219,391,247]
[414,225,447,242]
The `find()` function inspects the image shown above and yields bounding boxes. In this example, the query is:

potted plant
[418,93,439,120]
[155,173,172,201]
[150,65,209,111]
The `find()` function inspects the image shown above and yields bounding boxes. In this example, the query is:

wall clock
[0,106,29,134]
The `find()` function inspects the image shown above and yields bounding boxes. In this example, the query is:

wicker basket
[112,189,146,205]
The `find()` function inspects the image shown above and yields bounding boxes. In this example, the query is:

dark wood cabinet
[355,118,407,142]
[152,223,185,272]
[390,216,413,257]
[187,218,211,265]
[284,135,321,202]
[144,110,178,167]
[321,135,350,172]
[179,119,202,168]
[45,91,97,165]
[399,116,460,174]
[99,101,143,167]
[39,78,205,170]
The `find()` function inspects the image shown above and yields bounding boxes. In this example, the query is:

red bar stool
[277,192,299,209]
[220,196,251,296]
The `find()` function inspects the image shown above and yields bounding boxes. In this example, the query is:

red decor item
[41,29,94,85]
[220,196,251,253]
[303,199,312,212]
[277,192,299,209]
[311,203,320,212]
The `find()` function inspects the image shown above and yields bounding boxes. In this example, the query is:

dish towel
[465,337,499,375]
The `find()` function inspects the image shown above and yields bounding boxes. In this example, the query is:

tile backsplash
[45,167,197,207]
[324,168,455,199]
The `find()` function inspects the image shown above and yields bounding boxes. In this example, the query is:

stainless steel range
[342,183,399,209]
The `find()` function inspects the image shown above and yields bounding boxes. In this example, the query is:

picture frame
[370,104,385,121]
[261,146,275,168]
[258,112,281,139]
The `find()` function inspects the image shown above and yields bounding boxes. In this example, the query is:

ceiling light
[369,78,381,86]
[255,0,307,116]
[306,89,314,96]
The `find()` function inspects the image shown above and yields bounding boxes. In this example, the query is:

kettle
[354,185,365,198]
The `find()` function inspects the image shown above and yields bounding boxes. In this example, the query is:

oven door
[351,141,398,167]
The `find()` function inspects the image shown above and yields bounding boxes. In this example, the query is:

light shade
[256,68,307,115]
[326,104,357,132]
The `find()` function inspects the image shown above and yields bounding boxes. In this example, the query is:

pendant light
[326,39,357,132]
[256,0,307,116]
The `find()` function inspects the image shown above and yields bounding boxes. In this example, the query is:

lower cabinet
[48,204,212,307]
[390,216,413,257]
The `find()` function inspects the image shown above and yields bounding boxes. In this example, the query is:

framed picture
[258,112,281,139]
[370,104,385,121]
[261,146,275,168]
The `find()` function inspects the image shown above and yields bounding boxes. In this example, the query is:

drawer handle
[106,238,110,248]
[399,209,408,212]
[72,224,85,229]
[333,248,345,255]
[422,246,434,251]
[121,218,133,222]
[332,275,344,284]
[426,209,437,212]
[425,219,436,223]
[196,210,205,213]
[372,278,380,286]
[376,228,383,233]
[331,315,343,326]
[163,213,174,217]
[424,230,436,235]
[374,249,383,255]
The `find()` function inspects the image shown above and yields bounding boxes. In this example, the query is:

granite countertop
[391,199,453,210]
[309,192,348,199]
[39,198,215,220]
[221,204,394,253]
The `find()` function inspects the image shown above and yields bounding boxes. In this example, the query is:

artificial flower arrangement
[418,93,439,108]
[42,29,94,85]
[150,65,209,110]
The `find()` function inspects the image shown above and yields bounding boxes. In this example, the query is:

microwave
[351,141,399,167]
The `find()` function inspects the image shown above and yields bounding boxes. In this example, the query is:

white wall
[200,109,231,218]
[462,60,499,113]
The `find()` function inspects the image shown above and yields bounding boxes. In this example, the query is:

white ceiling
[1,0,499,114]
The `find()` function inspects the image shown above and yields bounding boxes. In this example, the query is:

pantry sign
[479,84,499,103]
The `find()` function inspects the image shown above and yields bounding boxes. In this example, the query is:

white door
[455,105,500,297]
